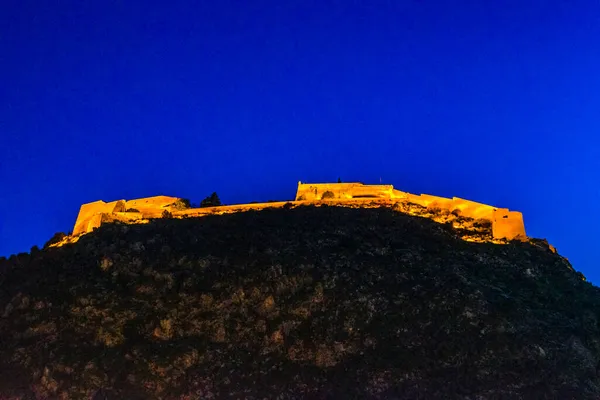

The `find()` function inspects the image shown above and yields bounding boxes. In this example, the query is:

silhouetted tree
[200,192,222,208]
[337,177,342,183]
[162,210,173,218]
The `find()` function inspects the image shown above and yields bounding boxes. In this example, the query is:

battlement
[72,196,181,236]
[67,182,526,244]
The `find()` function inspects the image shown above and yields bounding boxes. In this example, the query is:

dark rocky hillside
[1,205,599,399]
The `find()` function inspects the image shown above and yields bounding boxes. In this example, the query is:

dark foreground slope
[1,206,599,399]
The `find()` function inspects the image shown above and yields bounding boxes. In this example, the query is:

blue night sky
[1,2,599,282]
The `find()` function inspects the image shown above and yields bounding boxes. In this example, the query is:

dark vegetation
[171,199,192,210]
[178,199,192,209]
[43,232,67,249]
[321,190,335,199]
[199,192,221,208]
[1,206,599,399]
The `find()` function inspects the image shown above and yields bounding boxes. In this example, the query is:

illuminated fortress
[68,182,526,243]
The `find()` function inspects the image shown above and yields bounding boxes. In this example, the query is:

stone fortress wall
[296,183,525,240]
[296,183,397,201]
[70,182,526,241]
[72,196,181,235]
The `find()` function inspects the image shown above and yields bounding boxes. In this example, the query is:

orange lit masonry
[67,182,526,243]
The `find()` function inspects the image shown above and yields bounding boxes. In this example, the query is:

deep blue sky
[1,1,599,281]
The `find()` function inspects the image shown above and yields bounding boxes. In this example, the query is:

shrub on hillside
[43,232,67,249]
[321,191,335,200]
[474,219,492,229]
[428,206,442,215]
[200,192,221,208]
[172,198,192,210]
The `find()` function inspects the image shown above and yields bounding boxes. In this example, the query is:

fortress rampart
[68,182,526,243]
[296,183,398,201]
[294,183,525,240]
[72,196,181,235]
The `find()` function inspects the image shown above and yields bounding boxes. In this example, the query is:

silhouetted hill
[1,206,599,399]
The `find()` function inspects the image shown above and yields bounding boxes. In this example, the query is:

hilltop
[54,181,527,249]
[1,204,598,399]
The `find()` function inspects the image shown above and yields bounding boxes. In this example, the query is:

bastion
[72,196,181,236]
[68,182,526,243]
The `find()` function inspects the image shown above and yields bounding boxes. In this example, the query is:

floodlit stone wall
[296,183,526,240]
[492,210,526,240]
[73,196,180,235]
[73,200,125,235]
[295,182,397,201]
[123,196,180,215]
[69,183,526,241]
